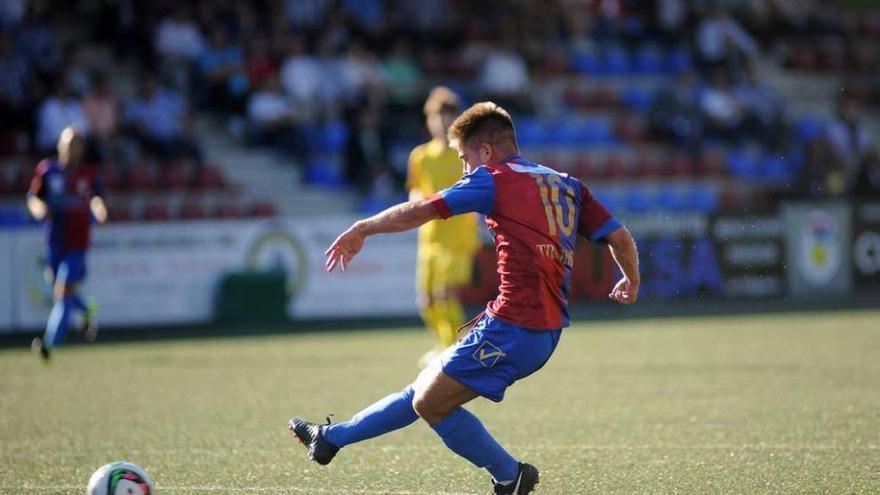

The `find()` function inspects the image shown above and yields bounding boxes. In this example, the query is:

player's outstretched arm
[606,226,640,305]
[324,199,440,272]
[90,196,108,224]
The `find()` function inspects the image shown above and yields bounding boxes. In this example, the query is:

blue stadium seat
[570,53,600,75]
[516,117,547,146]
[578,118,616,144]
[795,116,825,143]
[633,45,664,74]
[659,186,689,212]
[603,45,630,75]
[624,185,653,213]
[321,121,349,152]
[686,184,719,213]
[726,149,758,178]
[620,86,654,111]
[665,47,693,73]
[305,159,348,189]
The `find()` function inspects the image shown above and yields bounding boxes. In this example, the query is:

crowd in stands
[0,0,878,223]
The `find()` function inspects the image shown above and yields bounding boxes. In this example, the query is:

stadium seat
[100,165,122,191]
[247,201,277,218]
[624,185,653,213]
[320,121,349,152]
[128,163,157,191]
[579,118,616,144]
[635,154,661,177]
[160,162,191,190]
[665,47,693,73]
[620,86,654,112]
[514,117,546,146]
[602,45,630,75]
[795,116,825,143]
[603,155,627,179]
[686,184,719,213]
[658,185,689,212]
[143,203,171,222]
[305,159,348,189]
[698,149,726,177]
[193,165,226,190]
[107,203,134,223]
[214,203,242,219]
[667,154,693,177]
[570,53,600,75]
[179,201,207,220]
[633,45,664,74]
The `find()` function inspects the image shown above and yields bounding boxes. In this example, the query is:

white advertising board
[0,231,13,330]
[5,217,418,331]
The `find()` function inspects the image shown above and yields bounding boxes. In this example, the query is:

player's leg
[38,252,88,355]
[432,251,473,348]
[416,316,562,491]
[417,248,444,366]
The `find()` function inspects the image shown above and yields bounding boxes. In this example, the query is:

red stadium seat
[247,201,277,218]
[160,162,191,190]
[699,149,726,177]
[666,154,693,177]
[603,155,627,179]
[100,165,122,191]
[128,163,157,191]
[143,203,171,222]
[179,201,207,220]
[193,165,226,190]
[636,154,661,177]
[213,203,241,219]
[107,203,134,223]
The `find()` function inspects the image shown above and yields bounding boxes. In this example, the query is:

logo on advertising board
[798,209,842,288]
[246,226,308,299]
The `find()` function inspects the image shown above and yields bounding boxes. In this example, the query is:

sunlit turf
[1,310,878,494]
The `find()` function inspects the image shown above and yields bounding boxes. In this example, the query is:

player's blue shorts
[48,250,87,284]
[440,314,562,402]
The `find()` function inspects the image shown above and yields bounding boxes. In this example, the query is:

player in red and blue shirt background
[290,103,640,494]
[27,126,107,360]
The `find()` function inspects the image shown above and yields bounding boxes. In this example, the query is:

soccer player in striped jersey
[290,102,639,494]
[28,126,106,360]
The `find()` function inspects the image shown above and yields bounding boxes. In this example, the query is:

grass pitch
[1,310,879,494]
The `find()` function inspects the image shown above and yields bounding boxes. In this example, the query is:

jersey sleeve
[578,182,621,244]
[427,166,495,219]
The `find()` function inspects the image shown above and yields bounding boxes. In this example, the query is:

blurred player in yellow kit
[406,87,479,367]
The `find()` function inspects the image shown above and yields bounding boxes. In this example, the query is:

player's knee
[411,390,443,423]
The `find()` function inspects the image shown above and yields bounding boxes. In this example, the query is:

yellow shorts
[416,247,475,298]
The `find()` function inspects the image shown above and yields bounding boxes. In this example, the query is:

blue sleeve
[438,166,495,216]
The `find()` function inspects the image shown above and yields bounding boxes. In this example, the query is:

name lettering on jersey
[537,243,575,268]
[472,340,506,367]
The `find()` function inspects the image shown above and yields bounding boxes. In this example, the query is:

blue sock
[44,296,74,348]
[323,386,418,448]
[431,407,519,482]
[70,294,88,313]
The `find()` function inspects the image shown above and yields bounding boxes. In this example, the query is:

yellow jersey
[407,139,479,253]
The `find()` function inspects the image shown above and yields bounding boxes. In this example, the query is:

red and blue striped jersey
[29,159,103,252]
[428,155,620,330]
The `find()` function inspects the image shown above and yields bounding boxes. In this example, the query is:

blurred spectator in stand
[123,75,203,169]
[0,0,25,29]
[851,150,880,197]
[341,40,382,101]
[801,137,838,197]
[589,0,629,42]
[244,37,278,90]
[650,69,704,149]
[36,80,90,154]
[736,63,786,149]
[198,26,248,114]
[280,36,325,122]
[246,75,308,163]
[282,0,331,33]
[154,5,205,92]
[827,94,873,190]
[696,4,758,75]
[0,31,32,146]
[380,40,423,108]
[344,96,389,194]
[477,41,531,114]
[700,68,745,144]
[655,0,689,47]
[82,72,128,168]
[15,3,61,84]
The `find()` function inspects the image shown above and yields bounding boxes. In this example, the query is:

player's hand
[609,277,639,305]
[324,223,366,272]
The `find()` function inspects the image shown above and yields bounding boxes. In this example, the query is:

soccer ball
[86,461,154,495]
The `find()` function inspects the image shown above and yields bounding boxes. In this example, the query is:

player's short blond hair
[423,86,461,116]
[447,102,515,150]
